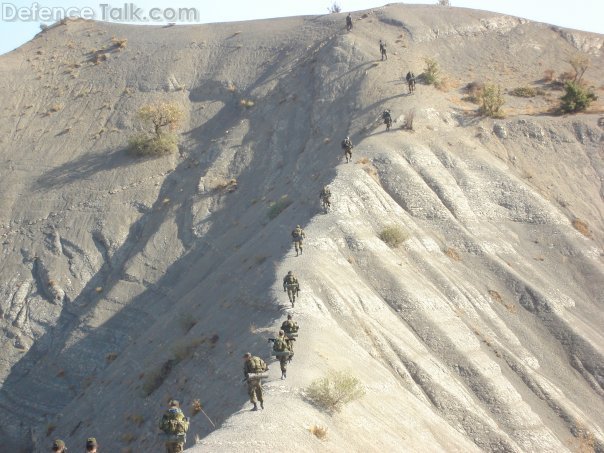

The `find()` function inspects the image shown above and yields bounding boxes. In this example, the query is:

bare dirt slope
[0,4,602,452]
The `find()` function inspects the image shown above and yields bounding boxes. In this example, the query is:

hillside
[0,4,603,452]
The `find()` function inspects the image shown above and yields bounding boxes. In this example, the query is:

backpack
[273,337,289,352]
[160,409,189,436]
[285,275,297,285]
[249,356,266,373]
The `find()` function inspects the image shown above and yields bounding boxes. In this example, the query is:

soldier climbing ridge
[341,136,353,163]
[382,109,392,131]
[269,330,292,379]
[379,40,387,60]
[406,71,416,93]
[283,270,300,307]
[346,13,353,31]
[281,314,299,354]
[243,352,268,411]
[291,224,305,256]
[159,400,189,453]
[320,185,332,212]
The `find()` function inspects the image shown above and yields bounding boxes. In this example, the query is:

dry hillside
[0,3,603,452]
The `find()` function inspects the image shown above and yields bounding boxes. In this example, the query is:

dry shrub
[402,109,415,130]
[356,157,370,165]
[226,81,237,92]
[48,103,64,113]
[489,289,517,314]
[573,425,595,453]
[479,84,505,118]
[327,2,342,13]
[437,0,450,5]
[572,218,591,238]
[309,424,328,440]
[568,53,590,83]
[111,37,128,49]
[306,370,365,413]
[106,351,118,363]
[379,225,408,248]
[179,313,197,333]
[46,424,56,437]
[543,69,555,82]
[138,102,184,136]
[444,247,461,261]
[422,57,440,85]
[128,132,179,157]
[462,81,484,104]
[121,433,136,444]
[127,414,144,426]
[172,337,205,362]
[509,86,543,98]
[191,399,202,416]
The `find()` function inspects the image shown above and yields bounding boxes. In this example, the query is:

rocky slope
[0,4,602,452]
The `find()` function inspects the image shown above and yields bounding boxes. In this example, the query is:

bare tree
[568,53,590,83]
[327,2,342,13]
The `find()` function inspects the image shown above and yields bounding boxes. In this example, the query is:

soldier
[379,40,387,61]
[320,185,331,212]
[346,13,353,31]
[406,71,416,93]
[341,136,353,163]
[283,271,300,306]
[159,400,189,453]
[271,330,292,379]
[85,438,98,452]
[382,109,392,131]
[51,439,66,452]
[291,225,305,256]
[281,314,299,353]
[243,352,267,411]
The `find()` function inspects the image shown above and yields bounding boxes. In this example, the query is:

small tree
[560,81,597,113]
[437,0,451,5]
[129,102,184,156]
[479,84,505,118]
[422,57,440,85]
[327,2,341,13]
[568,53,590,83]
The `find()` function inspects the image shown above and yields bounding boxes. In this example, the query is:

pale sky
[0,0,602,55]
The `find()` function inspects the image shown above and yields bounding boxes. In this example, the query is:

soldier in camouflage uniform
[291,225,305,256]
[51,439,66,452]
[159,400,189,453]
[320,186,331,212]
[341,136,353,163]
[271,330,292,380]
[283,271,300,306]
[281,314,299,353]
[243,352,267,411]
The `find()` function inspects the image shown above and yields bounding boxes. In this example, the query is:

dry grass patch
[444,247,461,261]
[111,37,128,49]
[268,196,292,220]
[489,289,517,314]
[306,370,365,413]
[309,424,328,440]
[240,99,255,108]
[572,218,592,238]
[48,103,64,113]
[191,399,202,416]
[379,225,408,248]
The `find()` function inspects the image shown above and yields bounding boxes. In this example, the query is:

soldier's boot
[252,402,258,411]
[281,371,287,380]
[300,246,303,255]
[260,401,264,409]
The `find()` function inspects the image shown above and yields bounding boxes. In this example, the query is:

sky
[0,0,602,55]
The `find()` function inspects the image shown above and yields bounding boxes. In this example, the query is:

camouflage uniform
[159,403,189,453]
[292,226,305,256]
[273,332,291,378]
[341,137,353,163]
[283,271,299,305]
[346,14,353,31]
[281,316,299,353]
[379,40,387,60]
[320,187,331,211]
[383,110,392,131]
[52,439,66,453]
[85,438,98,452]
[243,355,267,409]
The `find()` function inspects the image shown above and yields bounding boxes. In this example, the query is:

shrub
[444,247,461,261]
[191,399,202,416]
[309,424,328,440]
[509,86,541,98]
[48,103,64,113]
[402,109,415,130]
[268,197,292,219]
[572,218,592,238]
[138,102,184,137]
[128,132,179,157]
[437,0,450,5]
[327,2,342,13]
[568,53,590,83]
[543,69,555,82]
[240,99,255,108]
[171,337,205,362]
[379,225,408,248]
[479,84,505,118]
[111,37,128,49]
[178,313,197,333]
[422,57,440,85]
[560,82,597,113]
[306,371,365,413]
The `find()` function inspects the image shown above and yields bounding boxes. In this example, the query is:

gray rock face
[0,4,603,452]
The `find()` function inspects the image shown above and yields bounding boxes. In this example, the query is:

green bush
[479,84,505,118]
[128,132,179,157]
[509,86,542,98]
[306,371,365,413]
[560,81,597,113]
[379,225,408,248]
[422,57,440,85]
